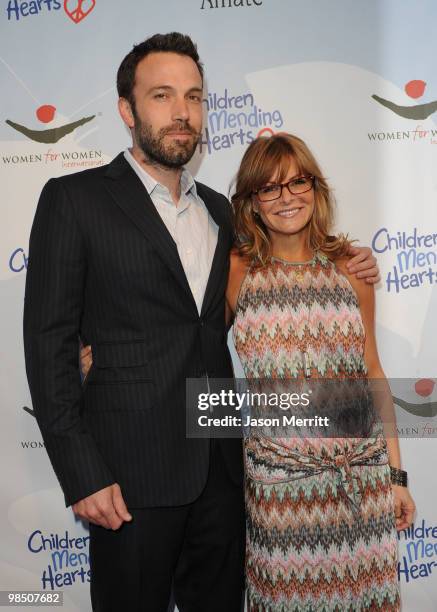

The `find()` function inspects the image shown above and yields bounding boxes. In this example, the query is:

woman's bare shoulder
[230,247,251,270]
[334,257,374,306]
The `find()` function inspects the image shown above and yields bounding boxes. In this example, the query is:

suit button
[199,319,204,327]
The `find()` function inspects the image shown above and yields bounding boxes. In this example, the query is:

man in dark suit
[24,33,379,611]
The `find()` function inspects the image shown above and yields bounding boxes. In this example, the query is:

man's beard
[134,115,199,169]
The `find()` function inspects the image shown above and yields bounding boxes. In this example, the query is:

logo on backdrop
[200,0,262,8]
[369,79,437,144]
[1,56,112,281]
[5,0,96,23]
[3,101,104,169]
[28,529,91,589]
[64,0,95,23]
[398,519,437,583]
[393,379,437,418]
[393,379,437,438]
[198,88,283,155]
[6,104,95,144]
[372,226,437,293]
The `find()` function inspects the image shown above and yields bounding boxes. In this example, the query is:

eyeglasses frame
[253,175,315,203]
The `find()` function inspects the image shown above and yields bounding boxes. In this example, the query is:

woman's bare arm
[336,260,416,530]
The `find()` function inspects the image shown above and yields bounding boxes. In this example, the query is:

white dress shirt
[124,149,219,314]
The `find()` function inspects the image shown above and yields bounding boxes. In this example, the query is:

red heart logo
[64,0,96,24]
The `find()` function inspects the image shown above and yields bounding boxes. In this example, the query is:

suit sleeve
[23,178,115,506]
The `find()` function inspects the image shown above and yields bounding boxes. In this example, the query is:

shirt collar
[124,149,197,199]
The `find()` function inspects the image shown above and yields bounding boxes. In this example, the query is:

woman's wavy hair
[231,132,350,265]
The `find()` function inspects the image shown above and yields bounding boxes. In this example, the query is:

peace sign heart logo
[64,0,96,24]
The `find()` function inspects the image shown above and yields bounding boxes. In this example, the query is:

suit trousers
[89,439,246,612]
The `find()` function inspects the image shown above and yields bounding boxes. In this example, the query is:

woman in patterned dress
[227,133,415,611]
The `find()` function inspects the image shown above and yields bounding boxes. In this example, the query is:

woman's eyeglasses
[254,175,314,203]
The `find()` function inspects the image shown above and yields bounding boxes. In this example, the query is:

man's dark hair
[117,32,204,110]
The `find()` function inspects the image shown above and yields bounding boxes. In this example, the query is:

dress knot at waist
[245,435,388,510]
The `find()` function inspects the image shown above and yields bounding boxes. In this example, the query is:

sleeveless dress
[233,253,400,612]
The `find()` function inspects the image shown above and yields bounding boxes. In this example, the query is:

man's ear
[118,97,135,129]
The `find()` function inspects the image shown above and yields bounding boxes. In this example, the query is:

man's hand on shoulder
[72,483,132,530]
[345,245,380,284]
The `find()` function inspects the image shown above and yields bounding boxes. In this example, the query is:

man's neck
[129,145,183,205]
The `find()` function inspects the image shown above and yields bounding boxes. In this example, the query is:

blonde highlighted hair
[231,133,350,265]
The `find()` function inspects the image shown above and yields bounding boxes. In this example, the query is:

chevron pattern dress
[233,253,400,611]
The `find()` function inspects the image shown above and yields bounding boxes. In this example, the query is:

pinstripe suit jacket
[23,152,243,508]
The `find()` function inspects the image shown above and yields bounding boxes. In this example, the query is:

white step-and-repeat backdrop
[1,1,436,610]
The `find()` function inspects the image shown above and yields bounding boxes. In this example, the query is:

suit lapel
[104,153,196,305]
